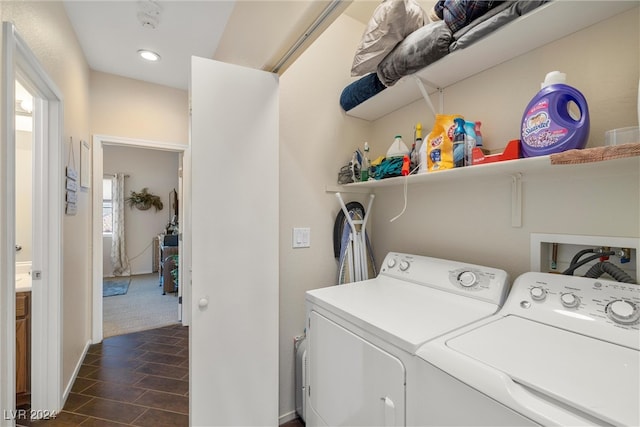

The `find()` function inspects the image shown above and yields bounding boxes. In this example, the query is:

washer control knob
[457,271,477,288]
[530,286,547,301]
[560,293,580,308]
[387,258,397,268]
[606,299,640,325]
[399,260,410,271]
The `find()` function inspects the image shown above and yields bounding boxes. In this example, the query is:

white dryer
[305,252,510,427]
[413,272,640,426]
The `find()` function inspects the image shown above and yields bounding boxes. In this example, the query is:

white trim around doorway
[91,135,190,344]
[2,21,64,419]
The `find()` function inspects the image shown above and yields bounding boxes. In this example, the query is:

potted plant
[126,188,163,211]
[168,254,179,289]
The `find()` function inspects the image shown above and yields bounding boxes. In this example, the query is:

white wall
[277,5,640,421]
[15,130,32,263]
[1,0,93,389]
[278,13,373,420]
[90,71,188,144]
[103,145,179,276]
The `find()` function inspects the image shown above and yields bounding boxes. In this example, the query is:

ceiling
[63,0,379,91]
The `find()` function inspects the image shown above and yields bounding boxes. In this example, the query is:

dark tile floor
[16,323,305,426]
[18,324,188,426]
[280,418,305,427]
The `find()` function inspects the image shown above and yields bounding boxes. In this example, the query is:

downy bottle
[521,71,590,157]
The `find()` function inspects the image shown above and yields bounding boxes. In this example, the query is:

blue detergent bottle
[464,121,477,166]
[453,118,466,167]
[520,71,590,157]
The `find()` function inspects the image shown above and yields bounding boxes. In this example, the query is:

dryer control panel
[504,272,640,350]
[379,252,510,307]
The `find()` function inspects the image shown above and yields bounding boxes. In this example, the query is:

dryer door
[308,310,405,426]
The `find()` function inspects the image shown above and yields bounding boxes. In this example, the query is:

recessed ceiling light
[138,49,161,62]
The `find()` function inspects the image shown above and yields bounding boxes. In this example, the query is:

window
[103,178,113,234]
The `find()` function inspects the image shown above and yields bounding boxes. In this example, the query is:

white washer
[413,272,640,426]
[305,252,510,427]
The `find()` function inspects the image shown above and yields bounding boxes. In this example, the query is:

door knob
[198,298,209,308]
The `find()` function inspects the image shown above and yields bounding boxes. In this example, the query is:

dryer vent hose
[583,261,636,284]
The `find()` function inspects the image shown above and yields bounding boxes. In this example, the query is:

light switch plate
[293,227,311,248]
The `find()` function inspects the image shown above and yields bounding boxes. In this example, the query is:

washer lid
[306,276,500,354]
[445,315,640,426]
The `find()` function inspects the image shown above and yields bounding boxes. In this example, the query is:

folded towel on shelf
[340,73,387,111]
[550,143,640,165]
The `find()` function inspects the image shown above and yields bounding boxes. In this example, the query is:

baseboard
[278,410,298,424]
[104,270,153,278]
[136,270,153,276]
[62,339,92,405]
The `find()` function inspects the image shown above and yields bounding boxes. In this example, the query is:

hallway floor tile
[17,324,188,426]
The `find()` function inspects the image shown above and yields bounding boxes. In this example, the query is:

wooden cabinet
[16,291,31,406]
[159,242,179,294]
[152,237,160,273]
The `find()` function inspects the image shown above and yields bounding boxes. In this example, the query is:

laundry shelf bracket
[414,76,442,117]
[511,173,522,228]
[325,184,372,194]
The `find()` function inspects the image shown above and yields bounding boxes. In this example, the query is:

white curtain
[111,173,130,276]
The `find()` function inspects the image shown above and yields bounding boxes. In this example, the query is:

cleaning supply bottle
[475,121,490,155]
[474,121,483,148]
[520,71,590,157]
[464,121,477,166]
[387,135,410,158]
[452,118,466,167]
[411,123,423,172]
[360,142,371,181]
[418,126,429,174]
[402,155,410,176]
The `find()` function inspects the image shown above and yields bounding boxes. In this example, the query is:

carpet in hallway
[103,273,180,338]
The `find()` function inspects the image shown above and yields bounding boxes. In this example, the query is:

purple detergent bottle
[520,71,590,157]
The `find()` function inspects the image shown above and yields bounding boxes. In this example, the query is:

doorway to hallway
[91,135,189,344]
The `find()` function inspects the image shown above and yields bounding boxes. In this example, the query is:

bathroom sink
[16,274,32,292]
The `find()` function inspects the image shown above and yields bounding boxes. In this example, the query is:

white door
[2,22,63,417]
[189,56,279,426]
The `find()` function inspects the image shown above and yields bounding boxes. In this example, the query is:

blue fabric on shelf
[374,157,404,179]
[340,73,387,112]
